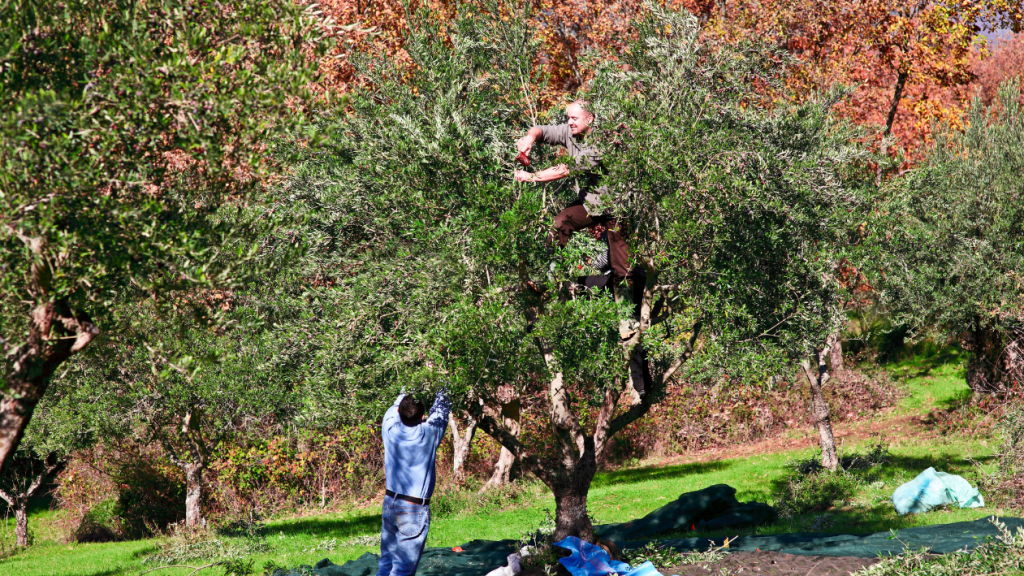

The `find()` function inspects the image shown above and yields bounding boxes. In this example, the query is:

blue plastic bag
[553,538,681,576]
[621,561,662,576]
[891,467,984,516]
[553,536,633,576]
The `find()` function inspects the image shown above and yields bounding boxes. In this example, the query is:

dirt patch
[662,551,879,575]
[656,409,939,468]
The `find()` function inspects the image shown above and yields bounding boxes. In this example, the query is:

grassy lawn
[1,353,1012,576]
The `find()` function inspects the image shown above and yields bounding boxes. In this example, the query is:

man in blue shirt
[377,388,451,576]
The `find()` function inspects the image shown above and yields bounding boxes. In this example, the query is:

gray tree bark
[829,334,844,377]
[14,504,28,547]
[481,405,520,492]
[161,410,212,528]
[802,336,839,471]
[0,301,97,477]
[449,413,477,483]
[184,462,204,528]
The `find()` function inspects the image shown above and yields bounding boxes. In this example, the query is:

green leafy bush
[430,480,536,519]
[772,469,859,517]
[621,542,684,569]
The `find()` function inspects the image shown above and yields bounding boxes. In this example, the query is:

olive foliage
[0,0,331,473]
[877,81,1024,393]
[291,0,869,539]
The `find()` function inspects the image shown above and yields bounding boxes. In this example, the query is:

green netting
[276,485,1024,575]
[277,539,515,576]
[646,516,1024,558]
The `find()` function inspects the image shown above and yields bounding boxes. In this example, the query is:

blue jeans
[377,494,431,576]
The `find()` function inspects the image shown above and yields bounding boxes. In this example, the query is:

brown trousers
[552,203,631,278]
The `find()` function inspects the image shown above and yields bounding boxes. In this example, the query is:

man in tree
[378,389,451,576]
[514,100,632,282]
[515,100,650,396]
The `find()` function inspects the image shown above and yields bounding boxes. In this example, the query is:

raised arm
[424,388,451,441]
[382,393,404,431]
[516,126,545,158]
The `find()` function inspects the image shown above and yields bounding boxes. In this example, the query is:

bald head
[566,101,594,136]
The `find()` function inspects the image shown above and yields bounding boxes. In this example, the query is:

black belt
[386,489,430,505]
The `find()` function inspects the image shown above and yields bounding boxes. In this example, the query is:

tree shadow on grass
[268,512,381,538]
[130,544,161,559]
[887,346,967,377]
[657,501,982,542]
[592,460,731,488]
[860,451,996,485]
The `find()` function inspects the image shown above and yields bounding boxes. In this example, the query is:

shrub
[772,469,859,517]
[977,402,1024,510]
[71,499,119,543]
[210,426,384,516]
[430,479,536,520]
[56,442,185,541]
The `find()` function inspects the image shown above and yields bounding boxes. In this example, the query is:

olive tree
[875,81,1024,393]
[0,0,330,475]
[63,289,315,528]
[303,1,866,540]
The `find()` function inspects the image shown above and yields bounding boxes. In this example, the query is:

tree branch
[0,486,15,507]
[472,409,549,484]
[25,453,66,499]
[159,436,188,469]
[606,321,702,438]
[592,381,622,463]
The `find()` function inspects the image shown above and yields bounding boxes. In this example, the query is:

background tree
[0,0,331,475]
[67,295,310,528]
[698,0,1024,163]
[973,32,1024,106]
[0,383,92,547]
[876,81,1024,394]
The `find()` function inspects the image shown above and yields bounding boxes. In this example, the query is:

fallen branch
[139,562,222,576]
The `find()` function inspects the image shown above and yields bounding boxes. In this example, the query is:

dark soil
[662,551,880,575]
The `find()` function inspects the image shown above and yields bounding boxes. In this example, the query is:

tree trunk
[802,339,839,471]
[184,463,204,527]
[0,298,97,476]
[0,453,65,548]
[449,413,477,483]
[551,470,596,543]
[14,501,29,547]
[966,321,1007,394]
[829,334,844,379]
[485,447,515,488]
[883,70,909,137]
[876,69,909,184]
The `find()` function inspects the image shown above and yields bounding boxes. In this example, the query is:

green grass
[885,347,970,415]
[1,353,1011,576]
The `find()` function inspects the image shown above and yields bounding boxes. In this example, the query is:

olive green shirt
[538,124,607,213]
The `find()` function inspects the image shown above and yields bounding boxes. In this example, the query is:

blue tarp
[891,467,985,515]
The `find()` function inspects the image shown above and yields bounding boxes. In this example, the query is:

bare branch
[471,409,549,484]
[592,382,622,463]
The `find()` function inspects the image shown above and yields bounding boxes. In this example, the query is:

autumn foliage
[310,0,1021,163]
